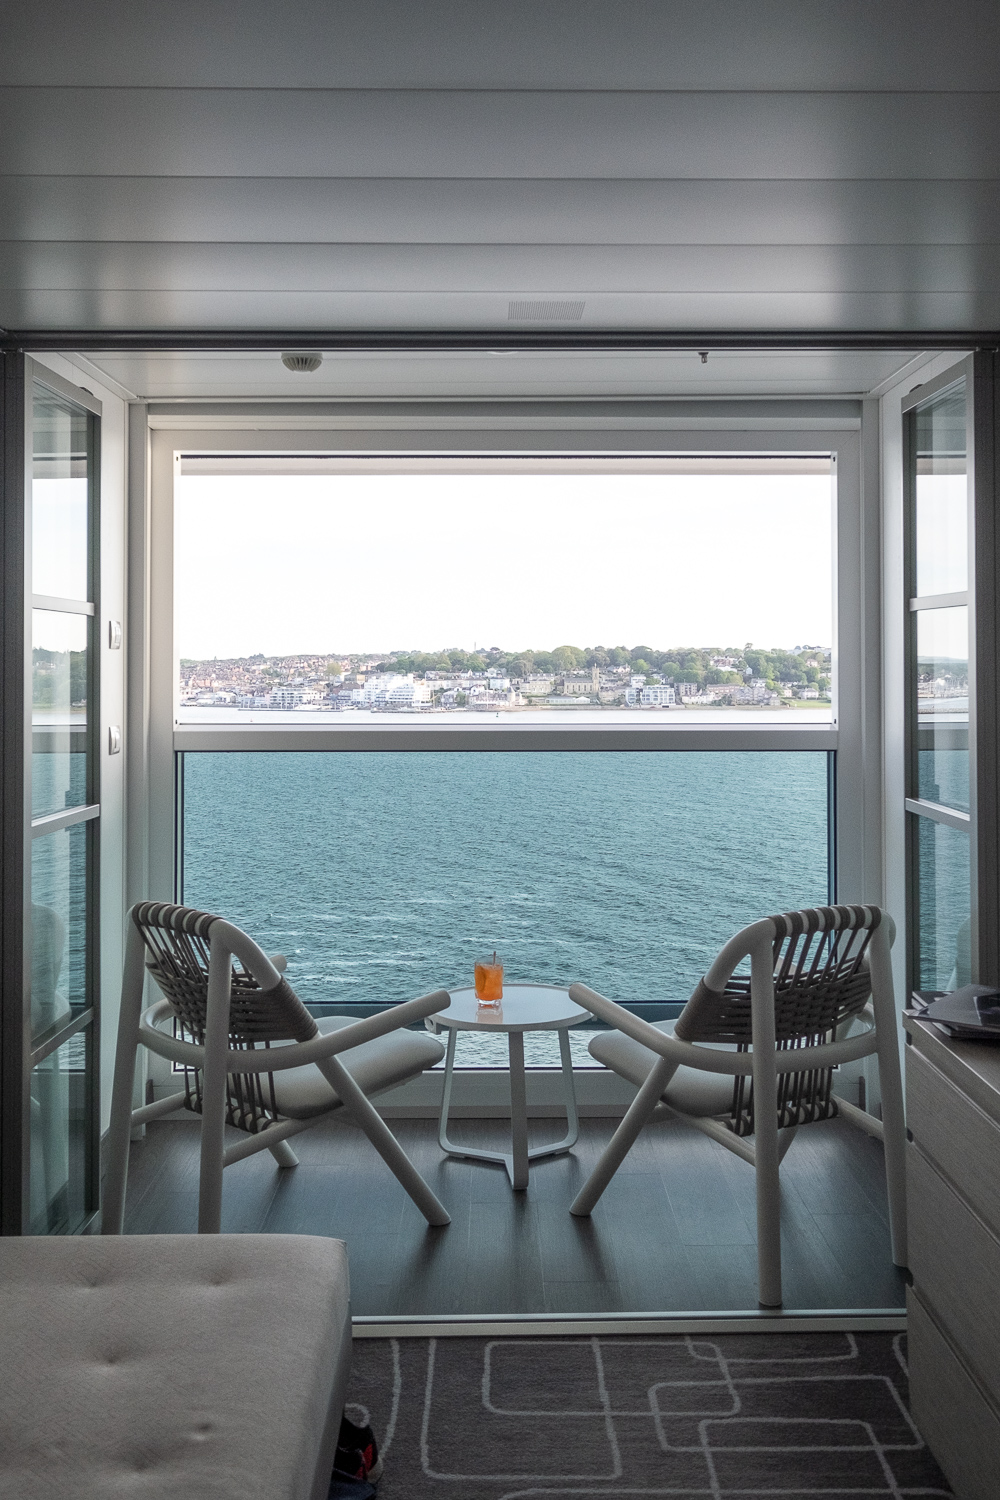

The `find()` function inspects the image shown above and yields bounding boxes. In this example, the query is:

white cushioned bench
[0,1234,351,1500]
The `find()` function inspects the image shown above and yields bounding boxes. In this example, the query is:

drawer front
[908,1288,1000,1500]
[907,1043,1000,1239]
[907,1144,1000,1407]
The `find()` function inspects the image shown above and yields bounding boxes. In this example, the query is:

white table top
[429,983,592,1033]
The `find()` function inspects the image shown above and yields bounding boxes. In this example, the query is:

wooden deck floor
[121,1113,907,1316]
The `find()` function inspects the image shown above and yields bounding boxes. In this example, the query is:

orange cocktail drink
[474,952,504,1006]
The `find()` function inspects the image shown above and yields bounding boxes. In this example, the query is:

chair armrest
[269,954,288,974]
[138,989,452,1073]
[569,983,742,1072]
[287,990,452,1068]
[569,982,878,1077]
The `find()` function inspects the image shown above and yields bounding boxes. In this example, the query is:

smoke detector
[281,352,323,372]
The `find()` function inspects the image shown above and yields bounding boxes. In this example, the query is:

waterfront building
[639,685,677,706]
[265,687,305,710]
[350,673,432,708]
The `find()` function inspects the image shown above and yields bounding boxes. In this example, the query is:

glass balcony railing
[178,749,832,1065]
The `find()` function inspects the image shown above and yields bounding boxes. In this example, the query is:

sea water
[181,750,830,1063]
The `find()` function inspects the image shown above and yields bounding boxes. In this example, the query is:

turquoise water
[180,751,830,1014]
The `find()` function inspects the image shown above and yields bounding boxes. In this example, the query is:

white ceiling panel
[4,243,999,294]
[3,90,1000,180]
[11,290,1000,331]
[67,347,931,402]
[2,3,998,339]
[4,1,999,91]
[3,178,1000,247]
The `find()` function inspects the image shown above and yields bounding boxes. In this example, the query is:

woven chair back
[675,904,882,1137]
[131,901,318,1134]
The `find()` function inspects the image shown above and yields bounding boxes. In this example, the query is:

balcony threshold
[353,1309,907,1339]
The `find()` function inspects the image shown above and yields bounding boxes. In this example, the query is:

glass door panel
[915,605,969,812]
[32,391,90,601]
[20,370,101,1233]
[30,823,89,1042]
[32,609,88,817]
[914,382,968,597]
[29,1032,92,1235]
[904,365,973,996]
[916,817,972,990]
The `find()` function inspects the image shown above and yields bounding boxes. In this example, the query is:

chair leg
[318,1055,451,1226]
[868,921,908,1266]
[754,1109,782,1308]
[268,1139,300,1168]
[198,933,236,1234]
[876,1046,908,1267]
[570,1055,675,1216]
[101,923,147,1233]
[197,1107,227,1234]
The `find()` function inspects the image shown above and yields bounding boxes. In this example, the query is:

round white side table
[427,984,592,1190]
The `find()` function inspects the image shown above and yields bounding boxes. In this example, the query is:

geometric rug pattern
[345,1333,952,1498]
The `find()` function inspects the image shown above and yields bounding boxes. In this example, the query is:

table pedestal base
[437,1027,580,1190]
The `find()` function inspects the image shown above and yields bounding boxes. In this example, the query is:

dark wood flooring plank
[781,1120,891,1223]
[810,1210,908,1306]
[543,1280,625,1314]
[534,1195,621,1286]
[461,1196,545,1314]
[654,1131,757,1248]
[596,1171,706,1311]
[683,1243,761,1310]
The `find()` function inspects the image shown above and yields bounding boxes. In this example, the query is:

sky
[174,472,834,660]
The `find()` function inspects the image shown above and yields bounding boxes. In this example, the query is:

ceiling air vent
[281,351,324,372]
[508,300,585,321]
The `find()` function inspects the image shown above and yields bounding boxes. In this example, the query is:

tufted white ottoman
[0,1233,351,1500]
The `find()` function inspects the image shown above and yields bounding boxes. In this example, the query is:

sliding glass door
[903,354,1000,996]
[2,363,102,1234]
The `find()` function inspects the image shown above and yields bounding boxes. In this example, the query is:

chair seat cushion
[269,1015,445,1119]
[0,1233,351,1500]
[589,1022,736,1117]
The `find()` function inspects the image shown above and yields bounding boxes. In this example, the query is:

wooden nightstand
[905,1015,1000,1499]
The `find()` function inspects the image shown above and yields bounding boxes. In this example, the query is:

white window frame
[131,400,877,1106]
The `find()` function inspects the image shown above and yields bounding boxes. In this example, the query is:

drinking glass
[474,954,503,1006]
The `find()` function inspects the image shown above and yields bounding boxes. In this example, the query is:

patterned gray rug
[344,1332,951,1497]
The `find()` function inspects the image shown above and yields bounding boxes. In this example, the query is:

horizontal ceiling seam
[4,241,1000,249]
[12,289,1000,297]
[4,178,999,187]
[5,331,993,350]
[4,176,1000,185]
[3,85,1000,97]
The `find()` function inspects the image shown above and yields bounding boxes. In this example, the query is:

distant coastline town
[179,642,836,713]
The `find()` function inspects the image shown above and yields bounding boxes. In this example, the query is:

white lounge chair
[569,904,907,1307]
[103,901,451,1233]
